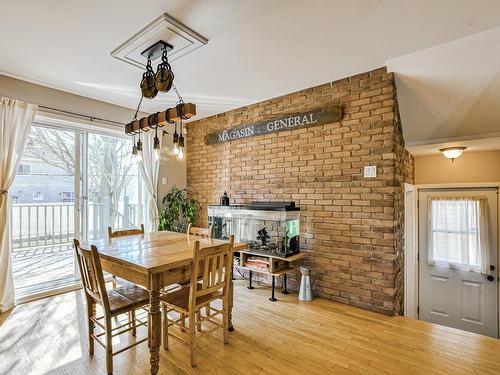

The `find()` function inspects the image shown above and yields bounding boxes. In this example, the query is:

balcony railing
[10,200,139,250]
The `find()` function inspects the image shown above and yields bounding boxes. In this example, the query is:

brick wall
[186,67,414,315]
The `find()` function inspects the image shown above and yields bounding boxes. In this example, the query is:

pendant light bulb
[132,143,138,159]
[136,139,143,162]
[153,132,161,161]
[177,148,185,160]
[172,127,179,156]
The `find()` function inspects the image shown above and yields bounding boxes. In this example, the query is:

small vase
[220,191,230,206]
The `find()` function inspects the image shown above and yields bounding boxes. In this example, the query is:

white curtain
[0,98,38,312]
[138,131,163,232]
[428,196,490,274]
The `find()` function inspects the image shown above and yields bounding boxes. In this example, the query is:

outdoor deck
[12,243,78,298]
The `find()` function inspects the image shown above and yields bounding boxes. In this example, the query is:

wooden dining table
[79,230,247,375]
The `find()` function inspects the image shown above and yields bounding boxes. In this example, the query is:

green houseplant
[158,186,200,232]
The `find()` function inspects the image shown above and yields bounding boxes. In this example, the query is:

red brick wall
[186,67,414,315]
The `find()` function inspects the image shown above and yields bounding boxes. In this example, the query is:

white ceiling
[388,25,500,154]
[2,0,500,150]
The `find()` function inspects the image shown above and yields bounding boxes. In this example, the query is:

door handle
[490,265,496,271]
[487,275,495,282]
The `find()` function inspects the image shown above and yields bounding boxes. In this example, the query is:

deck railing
[10,200,139,250]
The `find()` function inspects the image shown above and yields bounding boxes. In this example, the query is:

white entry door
[419,188,498,337]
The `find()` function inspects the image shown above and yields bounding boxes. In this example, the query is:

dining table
[79,230,247,375]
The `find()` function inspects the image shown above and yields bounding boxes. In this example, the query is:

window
[17,163,31,175]
[32,191,44,201]
[428,196,489,273]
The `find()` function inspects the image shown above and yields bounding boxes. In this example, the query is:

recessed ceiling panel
[111,13,208,70]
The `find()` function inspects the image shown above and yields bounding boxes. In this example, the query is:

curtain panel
[0,97,38,312]
[427,195,490,274]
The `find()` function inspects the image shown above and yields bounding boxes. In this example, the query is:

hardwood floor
[1,280,500,375]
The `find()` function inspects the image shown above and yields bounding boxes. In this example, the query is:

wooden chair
[160,235,234,367]
[108,224,145,287]
[187,223,214,239]
[108,224,145,238]
[74,239,150,375]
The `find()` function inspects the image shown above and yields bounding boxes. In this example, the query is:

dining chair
[160,235,234,367]
[107,224,145,287]
[187,223,214,239]
[74,239,150,375]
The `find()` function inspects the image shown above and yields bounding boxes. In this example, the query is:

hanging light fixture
[131,134,139,163]
[153,128,161,161]
[439,146,467,162]
[175,102,186,161]
[140,57,158,99]
[129,40,192,160]
[172,122,180,156]
[155,48,174,93]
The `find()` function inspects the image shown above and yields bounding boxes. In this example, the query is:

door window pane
[429,197,489,273]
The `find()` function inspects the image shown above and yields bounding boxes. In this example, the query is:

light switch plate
[364,166,377,178]
[162,177,168,185]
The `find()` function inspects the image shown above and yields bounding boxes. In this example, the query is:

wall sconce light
[439,146,467,162]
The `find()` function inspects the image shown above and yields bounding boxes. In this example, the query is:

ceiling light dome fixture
[439,146,467,162]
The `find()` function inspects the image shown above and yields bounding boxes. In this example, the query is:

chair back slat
[187,223,214,239]
[189,236,234,307]
[74,239,110,311]
[108,224,145,238]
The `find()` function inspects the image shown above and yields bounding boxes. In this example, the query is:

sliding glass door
[10,126,78,298]
[10,123,145,299]
[81,132,143,241]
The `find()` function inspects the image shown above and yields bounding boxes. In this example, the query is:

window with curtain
[428,196,489,273]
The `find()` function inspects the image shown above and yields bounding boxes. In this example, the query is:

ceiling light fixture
[439,146,467,162]
[128,40,194,161]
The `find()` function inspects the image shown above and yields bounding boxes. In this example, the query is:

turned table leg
[149,276,161,374]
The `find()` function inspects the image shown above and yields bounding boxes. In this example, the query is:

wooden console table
[234,249,305,301]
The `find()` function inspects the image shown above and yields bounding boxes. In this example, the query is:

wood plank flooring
[1,280,500,374]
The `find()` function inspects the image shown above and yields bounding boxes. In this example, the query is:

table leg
[149,276,161,375]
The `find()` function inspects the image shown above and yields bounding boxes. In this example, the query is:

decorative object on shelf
[127,40,195,161]
[257,228,270,246]
[439,146,467,162]
[158,186,200,232]
[220,191,230,206]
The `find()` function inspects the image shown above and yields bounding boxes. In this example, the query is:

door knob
[487,275,495,282]
[490,265,496,271]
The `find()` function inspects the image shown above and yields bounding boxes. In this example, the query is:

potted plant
[158,186,200,233]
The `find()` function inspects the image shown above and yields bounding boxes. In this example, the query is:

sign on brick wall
[204,106,342,145]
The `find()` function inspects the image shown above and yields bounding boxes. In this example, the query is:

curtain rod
[38,105,127,126]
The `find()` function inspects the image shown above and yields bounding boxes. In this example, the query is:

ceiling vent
[111,13,208,69]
